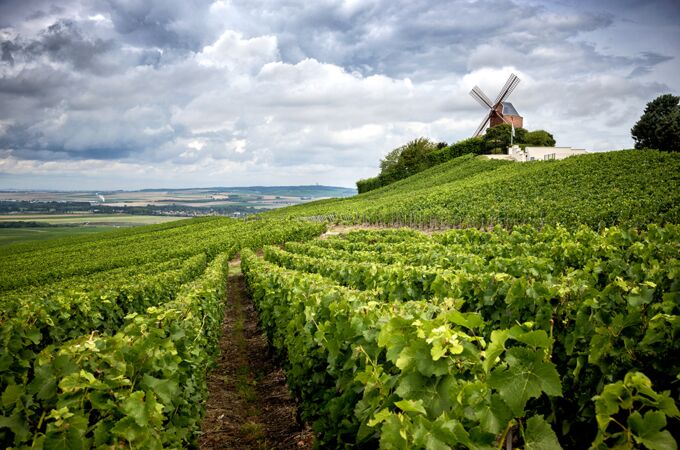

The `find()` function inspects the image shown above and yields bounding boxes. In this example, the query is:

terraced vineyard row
[267,151,680,229]
[243,226,680,449]
[0,218,325,448]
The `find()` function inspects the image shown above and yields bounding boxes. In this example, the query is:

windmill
[469,73,523,137]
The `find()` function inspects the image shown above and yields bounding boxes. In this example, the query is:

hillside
[268,150,680,228]
[1,150,679,449]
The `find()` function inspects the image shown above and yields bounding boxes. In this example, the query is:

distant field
[0,214,187,225]
[0,226,120,246]
[0,186,355,208]
[0,214,187,246]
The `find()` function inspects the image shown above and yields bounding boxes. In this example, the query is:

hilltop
[268,150,680,229]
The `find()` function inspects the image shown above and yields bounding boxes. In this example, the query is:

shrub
[525,130,556,146]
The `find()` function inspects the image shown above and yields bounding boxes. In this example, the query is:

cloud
[0,0,678,189]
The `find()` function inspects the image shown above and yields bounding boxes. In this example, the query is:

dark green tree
[525,130,556,147]
[484,124,527,152]
[655,107,680,152]
[631,94,680,151]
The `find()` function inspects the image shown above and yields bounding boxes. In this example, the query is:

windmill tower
[469,73,523,137]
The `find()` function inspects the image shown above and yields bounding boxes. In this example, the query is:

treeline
[0,221,62,228]
[357,124,555,193]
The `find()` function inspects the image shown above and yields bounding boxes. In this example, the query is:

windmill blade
[473,115,490,137]
[494,73,520,105]
[493,74,516,105]
[469,86,494,109]
[499,75,520,104]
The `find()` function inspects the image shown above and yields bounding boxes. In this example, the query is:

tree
[379,146,403,175]
[378,138,438,183]
[525,130,556,147]
[655,107,680,152]
[484,124,527,152]
[631,94,680,152]
[396,138,438,176]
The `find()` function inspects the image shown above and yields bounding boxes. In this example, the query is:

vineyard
[267,150,680,229]
[1,150,680,449]
[0,217,325,448]
[243,226,680,449]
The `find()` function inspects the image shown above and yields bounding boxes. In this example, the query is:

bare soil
[199,265,314,450]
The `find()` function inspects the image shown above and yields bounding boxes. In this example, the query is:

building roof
[501,102,520,116]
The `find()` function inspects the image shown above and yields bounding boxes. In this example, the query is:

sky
[0,0,678,190]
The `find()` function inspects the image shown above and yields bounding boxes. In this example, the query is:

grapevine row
[0,218,326,448]
[244,225,680,449]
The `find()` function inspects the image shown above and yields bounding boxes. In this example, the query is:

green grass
[0,215,188,246]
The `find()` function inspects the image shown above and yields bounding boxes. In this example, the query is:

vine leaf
[488,348,562,416]
[524,415,562,450]
[628,411,676,450]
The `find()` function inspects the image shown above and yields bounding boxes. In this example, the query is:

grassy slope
[0,226,120,246]
[267,150,680,228]
[0,215,190,247]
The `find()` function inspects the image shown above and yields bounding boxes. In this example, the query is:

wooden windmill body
[469,74,523,137]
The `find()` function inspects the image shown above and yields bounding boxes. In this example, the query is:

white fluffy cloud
[0,0,678,189]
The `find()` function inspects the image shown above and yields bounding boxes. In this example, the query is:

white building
[486,145,587,162]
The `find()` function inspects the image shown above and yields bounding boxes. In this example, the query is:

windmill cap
[501,102,520,116]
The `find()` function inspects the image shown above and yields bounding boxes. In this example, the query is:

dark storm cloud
[0,18,164,75]
[26,19,113,71]
[1,40,19,64]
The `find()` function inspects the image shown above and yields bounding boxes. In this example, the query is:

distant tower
[469,73,523,136]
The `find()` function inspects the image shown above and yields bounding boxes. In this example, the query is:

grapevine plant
[243,225,680,449]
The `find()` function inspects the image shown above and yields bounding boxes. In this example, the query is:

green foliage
[525,130,556,147]
[0,255,207,411]
[243,225,680,448]
[358,137,489,193]
[358,138,441,192]
[382,138,439,180]
[379,146,401,174]
[427,137,486,165]
[483,125,558,151]
[397,138,440,177]
[357,124,558,193]
[25,253,231,449]
[271,150,680,229]
[632,94,680,152]
[484,123,527,152]
[591,372,680,450]
[0,218,326,448]
[356,176,383,193]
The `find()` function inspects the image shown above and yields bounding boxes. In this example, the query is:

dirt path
[322,223,442,237]
[199,263,314,450]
